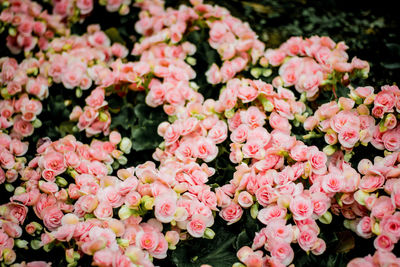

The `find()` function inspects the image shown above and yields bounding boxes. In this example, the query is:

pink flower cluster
[202,5,265,84]
[41,25,128,90]
[264,36,369,99]
[0,0,68,54]
[1,0,399,266]
[304,85,400,152]
[0,132,28,184]
[348,250,400,267]
[70,87,111,137]
[340,153,400,253]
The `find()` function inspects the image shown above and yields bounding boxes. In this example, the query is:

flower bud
[56,176,68,187]
[318,211,332,224]
[30,239,42,250]
[250,68,262,78]
[15,239,29,249]
[118,156,128,165]
[250,203,259,219]
[2,248,16,265]
[372,222,381,235]
[5,183,14,192]
[323,145,337,156]
[186,57,197,66]
[203,228,215,239]
[119,137,132,154]
[75,88,83,98]
[258,95,274,112]
[354,190,369,205]
[262,69,272,77]
[118,205,133,220]
[224,109,235,119]
[117,238,130,248]
[141,195,154,210]
[14,186,26,195]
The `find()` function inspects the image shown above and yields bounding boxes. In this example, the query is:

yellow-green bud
[262,69,272,77]
[203,228,215,239]
[15,239,29,249]
[250,68,262,78]
[118,205,133,220]
[56,177,68,187]
[186,57,197,66]
[118,156,128,165]
[224,109,235,119]
[372,222,381,236]
[119,137,132,154]
[250,203,259,219]
[5,183,14,192]
[323,145,337,156]
[30,240,42,250]
[318,211,332,224]
[14,186,26,195]
[32,119,42,128]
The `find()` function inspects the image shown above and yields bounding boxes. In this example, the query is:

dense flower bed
[0,0,399,266]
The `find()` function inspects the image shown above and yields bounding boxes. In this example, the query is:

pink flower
[371,196,395,220]
[154,193,177,223]
[382,128,400,151]
[85,87,105,108]
[206,63,222,84]
[208,121,228,144]
[41,151,66,175]
[137,230,160,251]
[187,216,207,238]
[238,191,254,208]
[338,126,360,148]
[269,239,294,266]
[76,0,93,15]
[290,194,313,221]
[257,205,287,225]
[12,116,34,137]
[297,227,318,252]
[219,202,243,225]
[374,234,395,251]
[93,201,113,219]
[42,206,63,231]
[255,185,277,206]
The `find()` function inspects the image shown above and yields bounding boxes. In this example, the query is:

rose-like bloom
[154,193,177,223]
[93,201,113,220]
[371,196,395,220]
[41,151,66,175]
[136,230,159,251]
[257,205,287,225]
[290,194,313,221]
[382,128,400,152]
[241,106,266,129]
[355,216,373,238]
[297,226,318,252]
[338,126,360,148]
[42,206,63,231]
[255,185,277,207]
[307,148,327,174]
[374,234,395,251]
[269,239,294,266]
[187,216,207,238]
[208,120,228,144]
[219,202,243,225]
[380,213,400,240]
[238,191,254,208]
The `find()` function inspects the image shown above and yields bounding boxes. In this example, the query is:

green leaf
[234,230,252,251]
[105,27,125,45]
[172,224,237,267]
